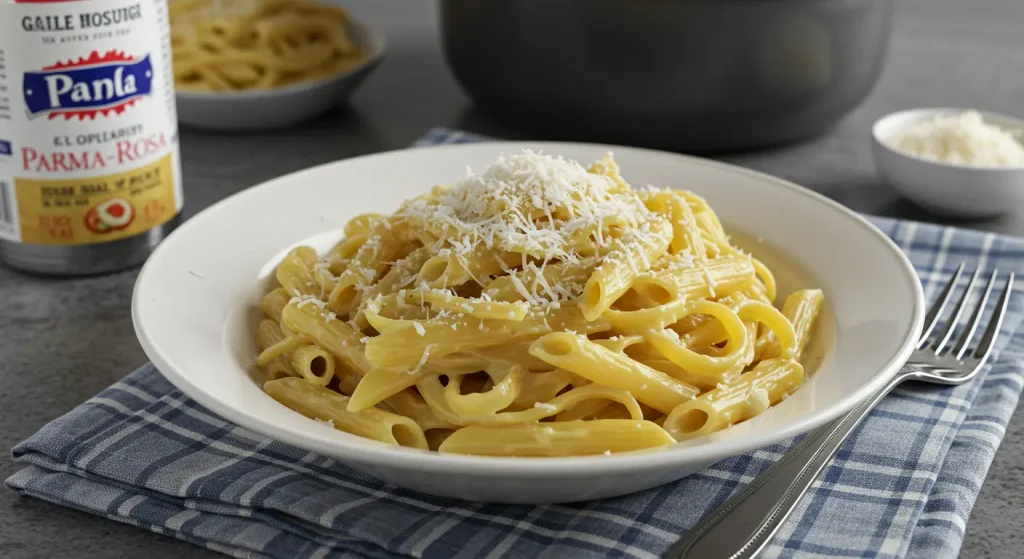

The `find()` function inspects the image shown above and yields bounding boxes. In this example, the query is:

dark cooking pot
[440,0,894,152]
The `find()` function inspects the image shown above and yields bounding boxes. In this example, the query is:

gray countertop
[2,0,1023,557]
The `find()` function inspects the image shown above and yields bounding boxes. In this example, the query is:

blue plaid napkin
[8,128,1024,559]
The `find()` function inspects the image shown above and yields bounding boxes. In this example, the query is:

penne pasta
[255,151,825,456]
[530,333,700,414]
[630,256,755,307]
[290,344,335,387]
[581,218,672,320]
[662,359,805,441]
[346,354,485,412]
[282,301,371,375]
[275,246,319,298]
[438,420,675,457]
[265,378,428,449]
[765,289,824,361]
[640,190,707,259]
[328,228,405,312]
[419,244,519,288]
[260,288,292,323]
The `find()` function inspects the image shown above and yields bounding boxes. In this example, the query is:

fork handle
[664,370,911,559]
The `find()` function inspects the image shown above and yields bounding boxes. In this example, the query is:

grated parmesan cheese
[533,402,558,413]
[312,261,337,279]
[396,150,661,306]
[509,274,539,305]
[745,388,771,416]
[409,344,437,375]
[291,295,326,310]
[700,263,717,298]
[886,110,1024,166]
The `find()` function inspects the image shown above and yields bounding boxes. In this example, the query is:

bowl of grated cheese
[871,108,1024,218]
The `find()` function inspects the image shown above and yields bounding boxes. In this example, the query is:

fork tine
[931,267,981,354]
[971,272,1015,363]
[919,263,966,345]
[952,270,998,360]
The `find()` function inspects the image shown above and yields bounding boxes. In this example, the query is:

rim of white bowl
[174,13,386,100]
[133,141,926,476]
[872,107,1024,172]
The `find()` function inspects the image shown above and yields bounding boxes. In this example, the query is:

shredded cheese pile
[887,110,1024,167]
[395,150,665,305]
[400,151,657,258]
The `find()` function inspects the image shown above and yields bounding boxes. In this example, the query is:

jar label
[0,0,182,246]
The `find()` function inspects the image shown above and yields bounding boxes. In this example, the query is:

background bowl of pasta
[132,142,924,504]
[171,0,385,131]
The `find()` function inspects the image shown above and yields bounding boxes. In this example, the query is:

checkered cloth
[8,128,1024,559]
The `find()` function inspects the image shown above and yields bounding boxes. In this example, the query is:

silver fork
[666,264,1015,559]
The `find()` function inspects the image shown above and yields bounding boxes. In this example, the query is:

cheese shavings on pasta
[257,151,825,458]
[401,152,655,254]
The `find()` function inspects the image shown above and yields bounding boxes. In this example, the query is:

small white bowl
[871,108,1024,218]
[175,14,385,132]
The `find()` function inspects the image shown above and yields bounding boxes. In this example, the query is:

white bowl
[174,14,385,131]
[871,108,1024,218]
[132,142,924,504]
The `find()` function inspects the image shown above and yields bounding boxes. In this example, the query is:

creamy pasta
[170,0,365,92]
[257,151,824,456]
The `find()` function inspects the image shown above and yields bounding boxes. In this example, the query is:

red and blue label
[23,50,153,120]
